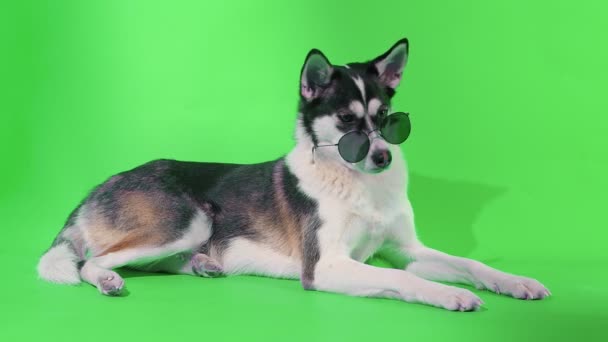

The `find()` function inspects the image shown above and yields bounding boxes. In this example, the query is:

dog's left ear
[371,38,409,90]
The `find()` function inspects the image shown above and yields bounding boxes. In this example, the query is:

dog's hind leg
[80,261,124,295]
[135,249,224,278]
[79,246,210,295]
[79,207,214,296]
[187,252,224,277]
[80,237,214,295]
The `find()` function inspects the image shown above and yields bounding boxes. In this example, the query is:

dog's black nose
[371,150,392,168]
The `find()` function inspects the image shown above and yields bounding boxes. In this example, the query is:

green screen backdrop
[1,1,607,341]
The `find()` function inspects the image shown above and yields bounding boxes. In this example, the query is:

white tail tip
[37,243,81,285]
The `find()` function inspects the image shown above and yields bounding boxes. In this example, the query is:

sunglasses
[313,112,411,163]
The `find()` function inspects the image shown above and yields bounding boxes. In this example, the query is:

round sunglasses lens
[381,112,411,144]
[337,131,370,163]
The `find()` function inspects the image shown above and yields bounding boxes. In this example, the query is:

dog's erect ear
[300,49,334,101]
[372,38,409,90]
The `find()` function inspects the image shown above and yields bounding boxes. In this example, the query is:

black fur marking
[91,162,193,234]
[300,216,322,290]
[203,160,278,252]
[45,160,242,254]
[76,260,86,271]
[64,202,83,228]
[281,162,321,289]
[199,199,221,220]
[81,160,242,244]
[51,158,320,260]
[298,63,396,144]
[50,202,84,248]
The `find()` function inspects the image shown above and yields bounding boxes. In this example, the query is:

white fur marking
[352,76,366,104]
[349,101,365,118]
[367,98,382,116]
[221,238,301,278]
[312,115,344,146]
[37,243,81,284]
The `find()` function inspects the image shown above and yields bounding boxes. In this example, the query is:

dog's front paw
[424,286,483,312]
[485,275,550,300]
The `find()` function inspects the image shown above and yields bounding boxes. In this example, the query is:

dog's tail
[37,206,85,285]
[37,240,82,284]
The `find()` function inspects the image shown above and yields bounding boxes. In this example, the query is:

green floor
[3,0,608,341]
[2,182,608,341]
[3,241,608,341]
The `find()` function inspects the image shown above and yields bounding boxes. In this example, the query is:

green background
[2,0,607,341]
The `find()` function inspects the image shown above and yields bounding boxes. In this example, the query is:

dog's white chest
[347,214,391,262]
[287,147,409,261]
[315,185,405,262]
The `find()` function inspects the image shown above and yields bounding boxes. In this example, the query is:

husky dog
[38,38,550,310]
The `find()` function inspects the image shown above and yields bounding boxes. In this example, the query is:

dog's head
[297,38,409,174]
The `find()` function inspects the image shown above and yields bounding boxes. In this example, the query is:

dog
[37,38,550,310]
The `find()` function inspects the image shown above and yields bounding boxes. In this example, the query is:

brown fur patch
[274,187,303,258]
[119,191,159,228]
[83,191,171,256]
[248,211,300,258]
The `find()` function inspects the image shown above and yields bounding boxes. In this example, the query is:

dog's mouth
[368,165,391,174]
[351,159,392,174]
[363,165,391,174]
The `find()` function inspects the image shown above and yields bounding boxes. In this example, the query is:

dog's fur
[37,39,550,310]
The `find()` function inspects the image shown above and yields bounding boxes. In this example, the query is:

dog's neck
[285,121,408,209]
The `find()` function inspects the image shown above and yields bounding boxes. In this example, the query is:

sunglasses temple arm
[311,144,339,164]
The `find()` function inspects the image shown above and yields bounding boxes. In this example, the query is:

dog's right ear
[300,49,334,101]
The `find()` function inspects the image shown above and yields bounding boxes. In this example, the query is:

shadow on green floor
[408,172,508,257]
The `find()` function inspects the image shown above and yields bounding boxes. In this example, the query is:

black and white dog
[38,39,550,311]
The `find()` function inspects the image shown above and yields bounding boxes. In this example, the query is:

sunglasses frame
[312,112,410,164]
